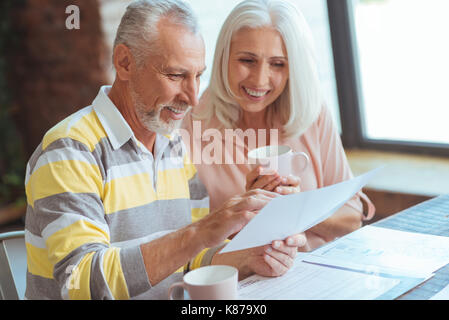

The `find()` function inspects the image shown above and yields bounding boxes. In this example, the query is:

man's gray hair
[113,0,199,67]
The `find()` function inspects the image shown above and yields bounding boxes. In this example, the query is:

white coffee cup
[247,145,309,177]
[168,265,238,300]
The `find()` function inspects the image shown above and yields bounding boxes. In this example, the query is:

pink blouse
[182,92,375,250]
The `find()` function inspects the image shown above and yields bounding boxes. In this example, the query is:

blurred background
[1,0,448,231]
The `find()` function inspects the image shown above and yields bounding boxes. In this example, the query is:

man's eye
[168,74,184,80]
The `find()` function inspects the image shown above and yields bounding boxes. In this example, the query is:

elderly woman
[184,0,375,251]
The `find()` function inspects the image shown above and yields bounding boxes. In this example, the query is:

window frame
[327,0,449,157]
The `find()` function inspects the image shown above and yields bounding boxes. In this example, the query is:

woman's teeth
[244,87,268,97]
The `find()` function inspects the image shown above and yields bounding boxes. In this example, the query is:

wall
[7,0,108,158]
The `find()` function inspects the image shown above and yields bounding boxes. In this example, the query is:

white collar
[92,85,134,150]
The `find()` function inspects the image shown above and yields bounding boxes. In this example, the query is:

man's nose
[181,77,200,107]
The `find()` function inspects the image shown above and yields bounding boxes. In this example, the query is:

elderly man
[24,0,305,300]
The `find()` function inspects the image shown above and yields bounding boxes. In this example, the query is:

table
[372,194,449,299]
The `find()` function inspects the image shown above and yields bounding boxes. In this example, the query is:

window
[328,0,449,155]
[184,0,243,95]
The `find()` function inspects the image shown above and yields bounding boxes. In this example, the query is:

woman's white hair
[113,0,199,67]
[198,0,323,139]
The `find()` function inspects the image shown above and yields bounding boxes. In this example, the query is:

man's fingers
[223,189,277,210]
[224,210,256,237]
[232,189,279,212]
[238,196,270,212]
[245,188,279,198]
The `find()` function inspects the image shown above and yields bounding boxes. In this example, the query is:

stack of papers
[238,256,402,300]
[307,225,449,276]
[430,284,449,300]
[230,168,449,300]
[239,225,449,300]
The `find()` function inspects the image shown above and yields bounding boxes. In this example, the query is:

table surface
[372,194,449,300]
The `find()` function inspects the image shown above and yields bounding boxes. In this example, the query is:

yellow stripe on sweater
[43,109,106,152]
[45,219,109,265]
[191,208,209,223]
[156,168,190,200]
[103,173,157,214]
[190,248,209,270]
[25,160,102,207]
[183,156,197,181]
[102,248,130,300]
[68,252,95,300]
[26,243,54,279]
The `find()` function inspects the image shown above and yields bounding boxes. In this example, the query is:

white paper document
[238,257,401,300]
[221,167,383,253]
[308,225,449,276]
[430,283,449,300]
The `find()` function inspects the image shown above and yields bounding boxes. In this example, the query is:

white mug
[168,265,238,300]
[247,145,309,177]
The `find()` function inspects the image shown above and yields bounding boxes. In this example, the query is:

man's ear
[113,44,134,81]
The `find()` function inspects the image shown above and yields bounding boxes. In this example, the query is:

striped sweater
[24,86,215,299]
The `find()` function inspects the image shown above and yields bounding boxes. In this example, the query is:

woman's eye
[239,58,255,64]
[272,62,285,68]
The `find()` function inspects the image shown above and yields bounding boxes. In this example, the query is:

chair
[0,230,27,300]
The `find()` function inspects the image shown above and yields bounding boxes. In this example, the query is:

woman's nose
[251,62,270,87]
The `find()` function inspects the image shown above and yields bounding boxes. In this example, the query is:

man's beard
[130,87,191,136]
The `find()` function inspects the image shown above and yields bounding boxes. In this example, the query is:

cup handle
[291,151,310,172]
[168,281,185,300]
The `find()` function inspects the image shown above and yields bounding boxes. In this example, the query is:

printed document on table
[430,283,449,300]
[221,167,383,253]
[238,255,409,300]
[306,225,449,276]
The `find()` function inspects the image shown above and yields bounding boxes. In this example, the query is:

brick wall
[7,0,108,158]
[99,0,131,82]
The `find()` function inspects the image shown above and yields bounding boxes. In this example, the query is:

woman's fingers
[281,175,301,187]
[246,166,283,191]
[274,175,301,194]
[264,248,293,273]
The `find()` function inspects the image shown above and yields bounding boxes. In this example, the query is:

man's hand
[195,189,278,249]
[140,188,276,286]
[212,233,307,280]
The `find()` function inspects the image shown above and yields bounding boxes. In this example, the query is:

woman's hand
[246,166,301,195]
[274,174,301,195]
[246,233,307,278]
[212,233,308,280]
